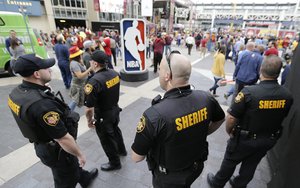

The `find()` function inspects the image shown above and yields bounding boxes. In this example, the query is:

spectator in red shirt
[282,37,290,49]
[101,31,113,69]
[200,37,208,58]
[76,31,84,50]
[265,41,278,56]
[153,33,165,73]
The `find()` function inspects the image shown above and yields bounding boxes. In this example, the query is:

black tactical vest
[239,84,292,134]
[92,69,120,112]
[149,90,211,171]
[8,86,79,142]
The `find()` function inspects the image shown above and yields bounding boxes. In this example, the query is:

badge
[136,116,146,133]
[84,84,93,95]
[235,92,244,103]
[43,111,60,126]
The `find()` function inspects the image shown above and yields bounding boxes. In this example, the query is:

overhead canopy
[153,0,188,8]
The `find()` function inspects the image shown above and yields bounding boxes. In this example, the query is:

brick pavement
[0,46,271,188]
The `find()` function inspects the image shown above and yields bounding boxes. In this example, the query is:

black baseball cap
[14,54,55,77]
[91,50,108,64]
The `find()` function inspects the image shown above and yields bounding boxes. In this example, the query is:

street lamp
[18,5,35,53]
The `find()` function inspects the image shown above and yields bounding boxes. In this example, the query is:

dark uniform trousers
[34,143,91,188]
[213,136,277,188]
[152,162,204,188]
[94,107,126,165]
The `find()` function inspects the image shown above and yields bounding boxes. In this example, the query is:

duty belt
[34,140,57,146]
[158,160,204,175]
[239,129,281,140]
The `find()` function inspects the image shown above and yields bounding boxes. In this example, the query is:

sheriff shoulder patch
[136,116,146,133]
[235,92,244,103]
[84,84,93,95]
[43,111,60,126]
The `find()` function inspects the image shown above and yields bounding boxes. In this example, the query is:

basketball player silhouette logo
[124,20,145,70]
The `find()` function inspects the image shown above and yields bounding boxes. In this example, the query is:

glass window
[72,10,77,18]
[66,0,70,7]
[52,0,58,6]
[78,11,83,18]
[83,11,87,19]
[81,0,85,8]
[71,0,76,7]
[54,8,60,16]
[0,18,5,26]
[76,0,81,8]
[59,0,65,6]
[61,9,66,17]
[67,10,72,17]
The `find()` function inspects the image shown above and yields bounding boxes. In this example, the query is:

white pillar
[277,10,285,37]
[43,0,56,32]
[211,10,215,28]
[242,9,248,29]
[134,0,139,18]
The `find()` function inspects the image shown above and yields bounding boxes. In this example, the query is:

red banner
[94,0,100,12]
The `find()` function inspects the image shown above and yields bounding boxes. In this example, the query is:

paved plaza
[0,46,271,188]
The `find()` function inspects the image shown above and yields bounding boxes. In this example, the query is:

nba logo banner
[121,19,146,72]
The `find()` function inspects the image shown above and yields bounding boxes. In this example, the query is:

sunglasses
[166,50,181,78]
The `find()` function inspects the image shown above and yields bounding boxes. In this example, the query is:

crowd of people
[6,24,297,188]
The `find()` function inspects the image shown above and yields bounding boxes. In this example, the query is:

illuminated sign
[121,19,146,73]
[6,0,32,6]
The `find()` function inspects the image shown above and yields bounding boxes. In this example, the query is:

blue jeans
[226,85,235,96]
[146,47,151,58]
[164,45,172,55]
[68,101,77,111]
[209,77,222,95]
[116,47,122,58]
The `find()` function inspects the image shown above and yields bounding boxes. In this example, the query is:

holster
[65,111,80,140]
[146,153,156,171]
[227,127,241,153]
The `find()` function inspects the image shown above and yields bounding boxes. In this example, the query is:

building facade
[1,0,300,36]
[176,2,300,35]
